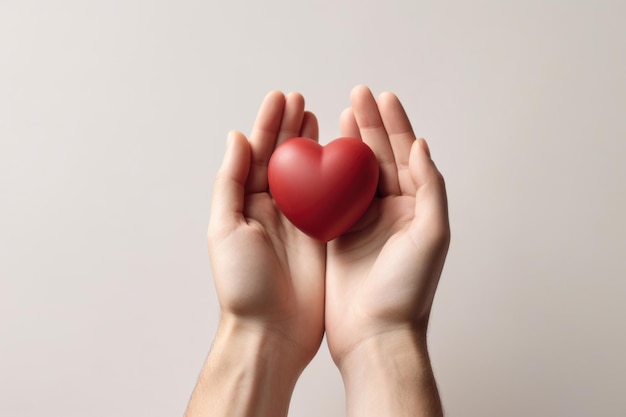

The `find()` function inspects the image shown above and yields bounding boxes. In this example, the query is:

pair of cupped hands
[208,85,450,374]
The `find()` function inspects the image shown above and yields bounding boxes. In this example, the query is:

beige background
[1,1,625,416]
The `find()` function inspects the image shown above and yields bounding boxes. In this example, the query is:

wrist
[337,329,442,417]
[212,314,309,377]
[337,327,428,375]
[185,316,306,417]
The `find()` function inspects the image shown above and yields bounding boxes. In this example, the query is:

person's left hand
[208,91,326,369]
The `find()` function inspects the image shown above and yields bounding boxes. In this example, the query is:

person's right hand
[324,85,450,416]
[325,85,450,365]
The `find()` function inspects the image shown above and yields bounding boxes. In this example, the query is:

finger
[300,111,319,142]
[209,131,251,238]
[377,92,417,195]
[409,139,450,244]
[351,85,401,196]
[247,91,286,193]
[276,92,305,147]
[339,107,361,139]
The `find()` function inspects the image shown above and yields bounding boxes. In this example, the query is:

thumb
[409,139,450,245]
[209,131,251,239]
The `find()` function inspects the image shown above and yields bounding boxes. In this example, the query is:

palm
[325,87,450,363]
[209,92,325,360]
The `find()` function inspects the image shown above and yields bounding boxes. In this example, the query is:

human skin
[184,86,450,417]
[325,86,450,417]
[184,91,325,417]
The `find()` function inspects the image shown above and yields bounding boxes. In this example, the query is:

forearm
[184,318,304,417]
[338,329,443,417]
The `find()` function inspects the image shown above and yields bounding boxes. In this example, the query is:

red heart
[268,137,379,242]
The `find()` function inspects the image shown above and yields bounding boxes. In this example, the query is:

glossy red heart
[268,137,379,242]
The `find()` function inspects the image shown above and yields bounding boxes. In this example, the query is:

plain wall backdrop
[1,0,625,416]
